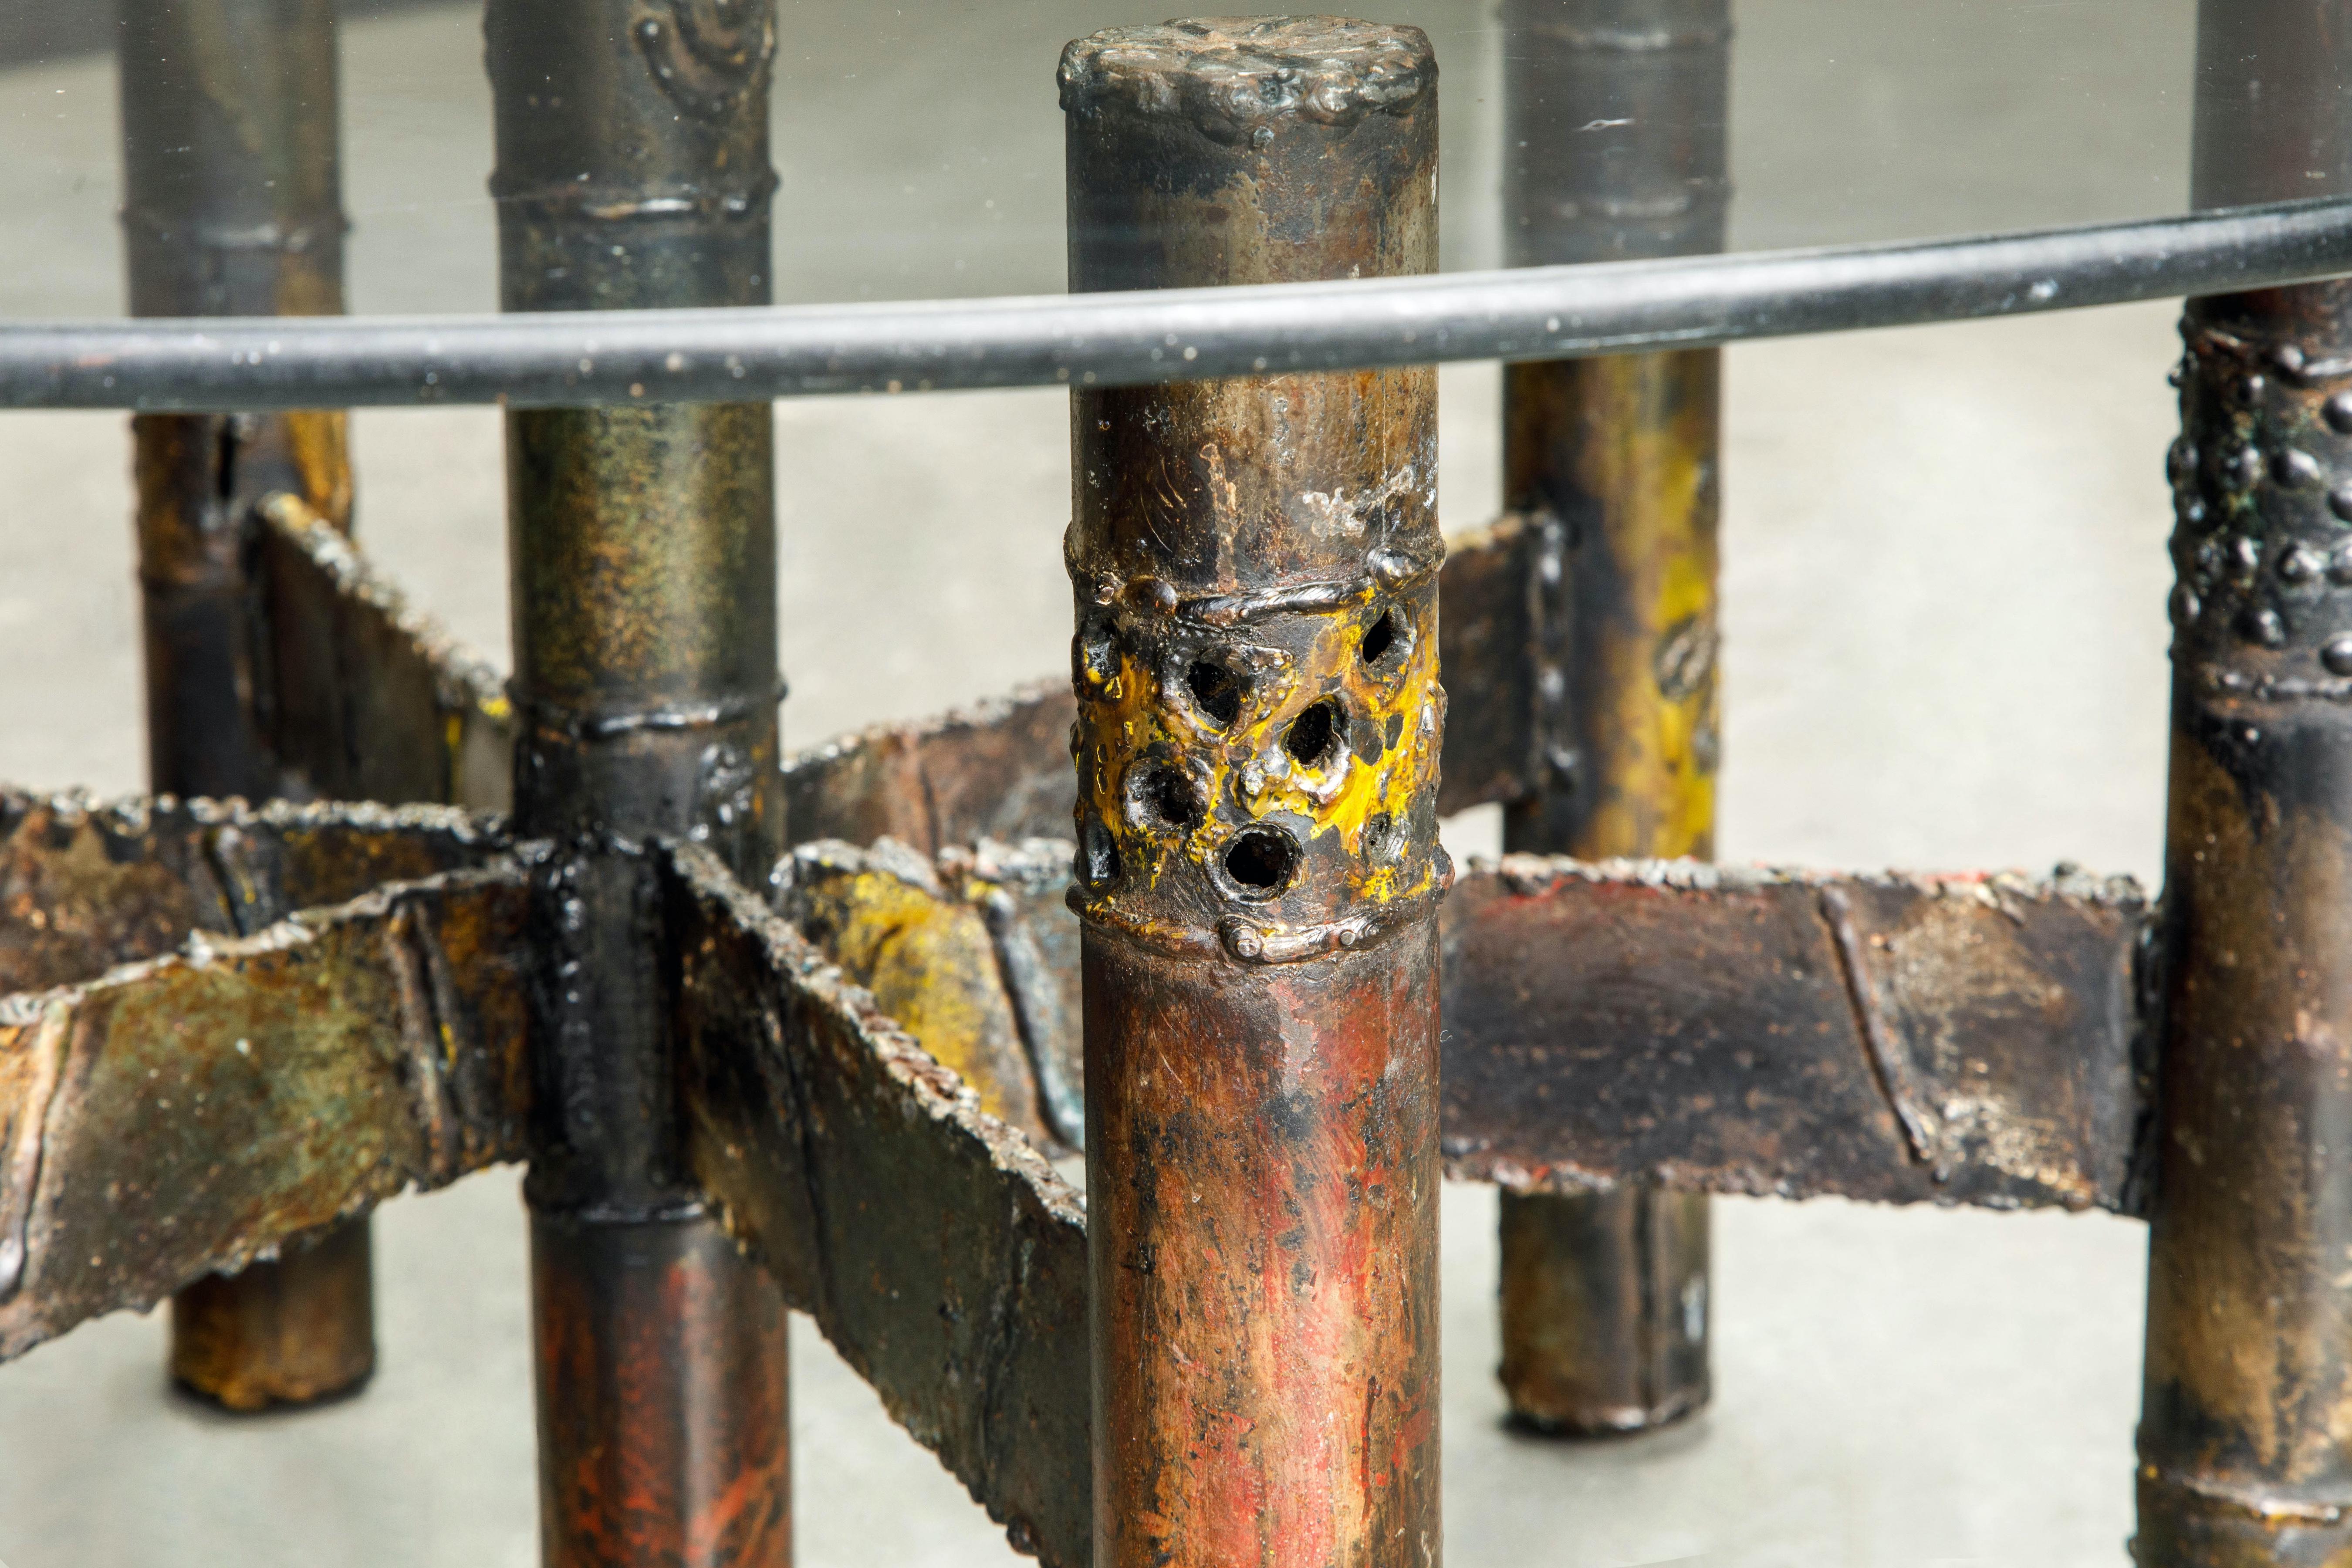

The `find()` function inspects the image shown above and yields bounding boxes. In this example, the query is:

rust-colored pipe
[118,0,372,1411]
[486,2,791,1562]
[2135,3,2352,1560]
[1062,20,1445,1566]
[1493,0,1728,1437]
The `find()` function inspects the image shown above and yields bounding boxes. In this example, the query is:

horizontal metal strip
[0,789,510,997]
[778,831,2154,1214]
[4,199,2346,411]
[664,840,1090,1568]
[1442,857,2153,1212]
[259,495,515,812]
[782,680,1079,855]
[0,860,534,1364]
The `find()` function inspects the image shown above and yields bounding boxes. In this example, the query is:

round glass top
[0,0,2280,324]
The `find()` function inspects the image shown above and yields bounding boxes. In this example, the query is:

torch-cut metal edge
[259,494,515,813]
[0,786,511,997]
[663,838,1090,1568]
[781,679,1078,856]
[765,825,2157,1215]
[6,198,2350,410]
[0,856,534,1362]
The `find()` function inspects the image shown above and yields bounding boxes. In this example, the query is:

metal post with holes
[2136,3,2352,1561]
[1062,19,1446,1565]
[118,0,374,1412]
[484,1,793,1561]
[1493,0,1729,1435]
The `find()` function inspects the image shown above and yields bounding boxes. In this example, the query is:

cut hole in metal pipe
[1220,826,1301,899]
[1185,659,1245,727]
[1284,700,1344,769]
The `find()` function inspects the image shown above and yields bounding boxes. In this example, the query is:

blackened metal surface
[119,0,348,322]
[1441,858,2149,1211]
[781,683,1079,855]
[2135,280,2352,1564]
[486,0,775,318]
[664,841,1090,1568]
[0,860,532,1364]
[1497,1182,1708,1433]
[1064,21,1445,1566]
[2133,8,2352,1553]
[1436,516,1544,815]
[24,200,2352,412]
[121,0,355,805]
[488,0,784,1217]
[259,496,515,813]
[487,1,792,1557]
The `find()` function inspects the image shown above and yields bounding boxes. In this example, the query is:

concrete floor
[0,3,2200,1564]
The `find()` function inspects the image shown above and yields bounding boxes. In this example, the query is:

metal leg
[1494,0,1729,1436]
[484,3,793,1562]
[2136,5,2352,1560]
[1062,20,1445,1565]
[118,0,372,1412]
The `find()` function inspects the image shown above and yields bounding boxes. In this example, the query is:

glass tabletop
[0,0,2285,325]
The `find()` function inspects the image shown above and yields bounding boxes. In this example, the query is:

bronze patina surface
[1064,20,1446,1565]
[119,0,374,1409]
[1493,0,1732,1438]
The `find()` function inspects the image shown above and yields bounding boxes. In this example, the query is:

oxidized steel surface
[2135,280,2352,1565]
[1435,516,1544,816]
[1501,352,1720,859]
[779,520,1555,847]
[531,1214,792,1566]
[665,841,1090,1568]
[122,0,355,806]
[486,0,792,1558]
[1443,857,2149,1210]
[1064,21,1445,1566]
[0,791,508,997]
[0,859,531,1365]
[1497,1183,1707,1433]
[260,496,515,813]
[783,683,1081,856]
[781,837,1082,1149]
[770,827,2154,1215]
[119,0,371,1409]
[1494,0,1731,1440]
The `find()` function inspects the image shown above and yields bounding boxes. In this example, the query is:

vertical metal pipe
[484,3,791,1563]
[2136,5,2352,1562]
[1062,20,1444,1566]
[119,0,372,1411]
[1492,0,1728,1436]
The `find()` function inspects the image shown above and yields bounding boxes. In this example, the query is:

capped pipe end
[1058,16,1435,142]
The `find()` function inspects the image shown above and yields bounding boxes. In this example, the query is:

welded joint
[2170,317,2352,702]
[1521,507,1582,796]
